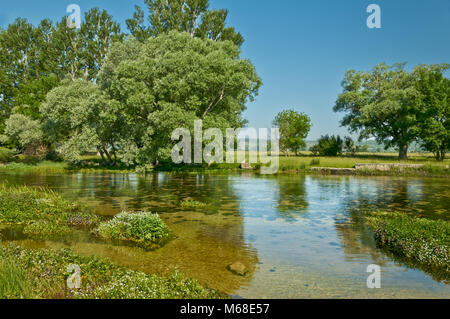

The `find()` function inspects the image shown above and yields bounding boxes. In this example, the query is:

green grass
[0,184,98,238]
[0,147,14,163]
[96,212,171,249]
[0,244,222,299]
[0,259,36,298]
[366,212,449,280]
[0,152,448,177]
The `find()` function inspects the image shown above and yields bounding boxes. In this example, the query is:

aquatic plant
[0,184,98,237]
[180,200,208,208]
[96,212,171,249]
[0,244,222,299]
[366,212,450,278]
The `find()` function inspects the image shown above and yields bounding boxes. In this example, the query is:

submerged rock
[227,261,248,276]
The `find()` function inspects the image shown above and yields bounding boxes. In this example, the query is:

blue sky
[1,0,449,139]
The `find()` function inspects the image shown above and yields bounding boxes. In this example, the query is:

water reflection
[0,172,448,298]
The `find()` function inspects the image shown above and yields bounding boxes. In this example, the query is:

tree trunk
[398,144,408,160]
[98,148,107,166]
[103,147,113,166]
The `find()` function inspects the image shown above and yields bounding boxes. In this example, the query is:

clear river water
[0,172,449,298]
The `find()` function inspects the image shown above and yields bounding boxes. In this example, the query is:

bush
[310,158,320,166]
[0,147,14,163]
[366,212,449,278]
[317,135,343,156]
[96,212,171,249]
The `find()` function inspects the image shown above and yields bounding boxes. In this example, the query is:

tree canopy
[272,110,311,155]
[98,31,261,165]
[126,0,244,46]
[334,63,419,159]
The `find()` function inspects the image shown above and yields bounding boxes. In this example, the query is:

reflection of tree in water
[328,176,450,278]
[0,172,259,293]
[274,175,308,221]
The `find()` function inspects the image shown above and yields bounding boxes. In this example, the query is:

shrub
[317,135,343,156]
[96,212,171,249]
[310,158,320,166]
[0,147,14,163]
[366,212,449,278]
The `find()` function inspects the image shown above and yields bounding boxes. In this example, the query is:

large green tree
[414,64,450,161]
[126,0,244,46]
[40,80,122,165]
[272,110,311,155]
[98,31,261,165]
[334,63,420,159]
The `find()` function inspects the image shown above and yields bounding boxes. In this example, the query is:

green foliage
[414,64,450,161]
[0,8,122,134]
[99,31,261,166]
[0,244,222,299]
[97,212,171,249]
[316,135,343,156]
[180,200,208,208]
[366,212,449,278]
[126,0,244,47]
[0,184,98,235]
[41,80,121,165]
[4,114,44,155]
[13,75,60,120]
[334,63,421,160]
[0,147,14,163]
[273,109,311,155]
[343,136,356,155]
[0,259,35,299]
[23,221,72,239]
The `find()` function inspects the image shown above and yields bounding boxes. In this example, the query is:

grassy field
[0,149,448,177]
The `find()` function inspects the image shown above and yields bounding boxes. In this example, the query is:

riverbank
[0,152,448,177]
[365,212,449,282]
[0,184,221,299]
[0,244,222,299]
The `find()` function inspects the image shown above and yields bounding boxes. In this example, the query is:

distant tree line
[334,63,449,161]
[273,63,449,161]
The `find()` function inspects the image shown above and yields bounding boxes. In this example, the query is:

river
[0,172,449,298]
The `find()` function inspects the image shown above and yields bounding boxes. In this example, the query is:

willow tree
[98,31,261,166]
[40,80,122,165]
[334,63,420,160]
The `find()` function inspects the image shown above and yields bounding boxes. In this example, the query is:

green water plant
[96,212,171,249]
[0,244,222,299]
[180,200,208,209]
[0,184,99,237]
[366,212,449,279]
